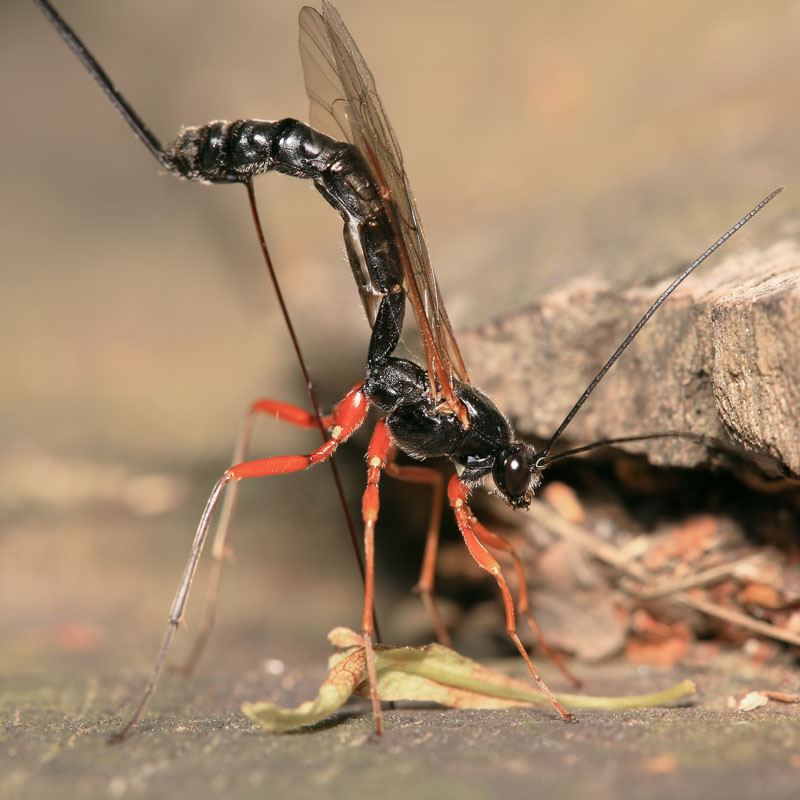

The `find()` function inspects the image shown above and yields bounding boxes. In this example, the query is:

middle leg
[384,458,451,646]
[360,418,395,735]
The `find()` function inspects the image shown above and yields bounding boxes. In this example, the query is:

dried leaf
[737,691,769,711]
[642,515,718,571]
[531,588,627,661]
[625,611,691,668]
[738,582,782,610]
[242,627,696,733]
[542,482,585,524]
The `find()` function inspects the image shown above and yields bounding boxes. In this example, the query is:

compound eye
[494,447,530,500]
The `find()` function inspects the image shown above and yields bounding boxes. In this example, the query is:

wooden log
[460,239,800,476]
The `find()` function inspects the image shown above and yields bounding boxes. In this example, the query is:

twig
[673,591,800,648]
[523,500,800,648]
[627,557,763,599]
[761,691,800,703]
[525,500,650,581]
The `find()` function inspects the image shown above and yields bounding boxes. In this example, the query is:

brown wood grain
[462,239,800,476]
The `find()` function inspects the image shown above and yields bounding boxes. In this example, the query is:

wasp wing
[298,2,470,395]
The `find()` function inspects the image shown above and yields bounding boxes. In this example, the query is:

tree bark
[461,240,800,476]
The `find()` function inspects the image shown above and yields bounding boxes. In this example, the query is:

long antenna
[33,0,169,168]
[539,431,723,466]
[540,187,783,458]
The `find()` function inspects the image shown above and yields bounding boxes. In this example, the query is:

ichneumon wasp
[35,0,781,738]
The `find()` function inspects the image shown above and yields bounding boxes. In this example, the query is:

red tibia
[447,476,515,626]
[226,383,368,481]
[360,419,393,735]
[361,419,392,637]
[447,475,574,721]
[469,512,582,687]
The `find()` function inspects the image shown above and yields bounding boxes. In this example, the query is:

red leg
[360,419,394,736]
[114,383,369,740]
[468,514,581,687]
[172,397,339,676]
[228,383,368,479]
[384,458,450,646]
[447,476,574,722]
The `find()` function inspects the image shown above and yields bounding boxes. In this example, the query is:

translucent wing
[298,2,470,397]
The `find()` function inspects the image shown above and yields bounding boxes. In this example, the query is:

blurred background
[2,0,798,690]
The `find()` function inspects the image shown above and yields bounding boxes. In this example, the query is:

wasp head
[490,443,543,509]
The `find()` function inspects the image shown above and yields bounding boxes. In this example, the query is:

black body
[166,118,540,506]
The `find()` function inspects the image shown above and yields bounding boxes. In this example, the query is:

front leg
[447,476,574,722]
[464,513,581,688]
[359,419,396,736]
